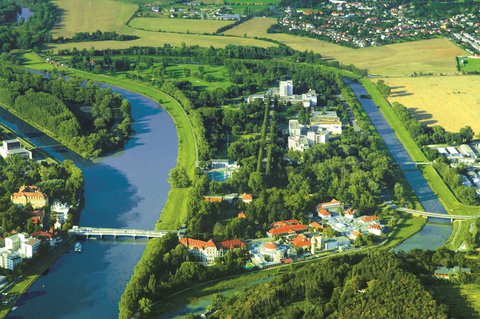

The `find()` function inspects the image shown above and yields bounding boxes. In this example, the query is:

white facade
[288,136,310,152]
[301,89,317,107]
[306,129,330,145]
[51,201,71,224]
[21,238,41,259]
[0,250,22,271]
[288,120,302,137]
[279,80,293,97]
[0,139,32,160]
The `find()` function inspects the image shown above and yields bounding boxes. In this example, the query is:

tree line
[52,30,139,44]
[0,63,132,157]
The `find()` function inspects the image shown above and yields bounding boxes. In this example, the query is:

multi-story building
[0,250,22,271]
[0,139,32,160]
[51,201,71,224]
[310,111,343,135]
[279,80,294,97]
[21,238,41,259]
[11,186,48,209]
[179,238,245,264]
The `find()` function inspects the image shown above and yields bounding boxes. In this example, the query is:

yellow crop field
[225,18,468,77]
[130,17,232,34]
[51,0,137,38]
[382,75,480,133]
[49,0,274,51]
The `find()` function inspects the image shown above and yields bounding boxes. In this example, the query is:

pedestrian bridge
[397,208,479,221]
[68,227,176,239]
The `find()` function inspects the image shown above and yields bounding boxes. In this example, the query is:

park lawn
[384,214,426,249]
[20,51,196,231]
[443,219,478,250]
[459,57,480,73]
[129,17,232,34]
[382,75,480,133]
[361,78,480,216]
[225,18,467,76]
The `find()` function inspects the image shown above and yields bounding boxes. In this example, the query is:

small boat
[74,242,82,253]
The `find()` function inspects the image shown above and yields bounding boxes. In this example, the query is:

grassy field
[428,283,480,319]
[48,0,274,51]
[443,219,478,251]
[458,57,480,73]
[382,76,480,133]
[361,79,480,216]
[129,17,232,34]
[225,18,468,76]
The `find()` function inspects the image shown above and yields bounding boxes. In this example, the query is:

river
[4,86,178,318]
[346,80,452,251]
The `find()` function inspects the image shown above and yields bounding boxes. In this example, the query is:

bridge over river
[68,227,176,239]
[397,208,479,222]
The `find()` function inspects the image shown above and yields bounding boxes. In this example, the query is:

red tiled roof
[292,235,311,247]
[31,231,53,239]
[280,258,293,264]
[203,196,223,203]
[180,237,218,250]
[241,193,253,202]
[237,212,247,219]
[318,199,342,208]
[263,242,278,250]
[220,239,245,250]
[268,224,308,236]
[360,215,378,222]
[368,223,382,230]
[344,208,356,216]
[318,209,331,217]
[309,222,324,230]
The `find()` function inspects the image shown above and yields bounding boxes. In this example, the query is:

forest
[0,0,56,52]
[0,63,132,157]
[210,250,480,319]
[0,153,83,235]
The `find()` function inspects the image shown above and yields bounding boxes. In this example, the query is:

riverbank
[0,236,75,319]
[360,78,480,216]
[19,51,196,230]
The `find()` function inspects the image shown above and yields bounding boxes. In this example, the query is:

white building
[306,129,330,145]
[5,234,25,251]
[301,89,318,107]
[179,238,244,264]
[0,139,32,160]
[279,80,293,97]
[21,238,41,259]
[0,248,22,271]
[288,135,310,152]
[368,223,383,236]
[310,111,342,135]
[51,201,71,224]
[289,119,302,137]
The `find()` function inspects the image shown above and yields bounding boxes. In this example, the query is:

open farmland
[49,0,274,51]
[129,17,232,34]
[52,0,137,38]
[382,75,480,133]
[458,57,480,73]
[225,18,468,76]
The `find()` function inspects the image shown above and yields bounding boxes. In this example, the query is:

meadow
[225,18,468,76]
[458,57,480,73]
[129,16,232,34]
[48,0,274,51]
[382,75,480,133]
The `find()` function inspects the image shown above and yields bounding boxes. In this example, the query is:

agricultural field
[382,75,480,133]
[48,0,274,51]
[129,17,231,34]
[225,18,468,76]
[458,57,480,73]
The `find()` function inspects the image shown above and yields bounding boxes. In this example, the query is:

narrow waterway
[346,80,452,251]
[4,86,178,318]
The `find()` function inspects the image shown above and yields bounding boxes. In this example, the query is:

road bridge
[68,227,176,239]
[397,208,479,222]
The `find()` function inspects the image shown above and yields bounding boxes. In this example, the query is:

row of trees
[52,30,138,44]
[0,63,132,157]
[0,0,19,24]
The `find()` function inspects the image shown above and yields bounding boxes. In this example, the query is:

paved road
[347,81,446,214]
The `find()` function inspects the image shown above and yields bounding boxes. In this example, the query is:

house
[0,251,22,270]
[344,208,356,219]
[318,199,343,210]
[434,266,471,280]
[359,215,378,224]
[11,186,48,209]
[237,212,247,219]
[203,196,223,203]
[349,230,362,241]
[292,234,311,248]
[241,193,253,204]
[0,139,32,159]
[368,223,383,236]
[22,238,41,259]
[51,201,71,224]
[317,209,331,219]
[268,224,308,237]
[179,237,244,264]
[309,221,324,231]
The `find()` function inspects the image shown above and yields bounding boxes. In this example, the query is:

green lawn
[383,214,426,249]
[360,79,480,216]
[443,219,478,251]
[458,57,480,73]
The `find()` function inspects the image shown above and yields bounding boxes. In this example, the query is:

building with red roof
[11,186,48,209]
[317,209,331,219]
[292,235,311,248]
[344,208,356,219]
[359,215,378,224]
[318,199,343,210]
[241,193,253,204]
[309,221,324,231]
[268,224,308,237]
[368,223,383,236]
[203,196,223,203]
[179,237,245,264]
[237,212,247,219]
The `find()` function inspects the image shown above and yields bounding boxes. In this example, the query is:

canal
[346,80,452,251]
[4,86,178,318]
